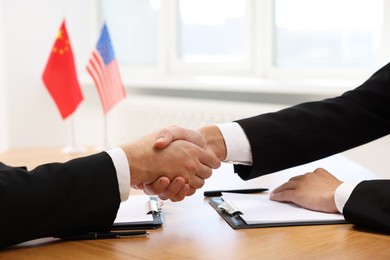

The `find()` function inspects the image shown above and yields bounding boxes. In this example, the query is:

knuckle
[187,146,198,156]
[215,160,222,168]
[187,188,196,196]
[184,161,198,173]
[158,194,169,201]
[198,180,205,189]
[202,168,212,179]
[175,195,186,202]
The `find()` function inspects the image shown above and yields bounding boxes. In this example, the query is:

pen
[204,188,268,197]
[59,231,149,241]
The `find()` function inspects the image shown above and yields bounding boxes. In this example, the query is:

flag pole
[61,115,85,154]
[42,20,85,154]
[87,23,126,152]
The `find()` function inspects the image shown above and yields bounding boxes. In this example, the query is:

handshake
[121,125,227,202]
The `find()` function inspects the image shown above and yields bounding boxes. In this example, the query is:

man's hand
[121,128,221,192]
[139,126,226,201]
[138,176,192,202]
[155,125,227,160]
[270,168,342,213]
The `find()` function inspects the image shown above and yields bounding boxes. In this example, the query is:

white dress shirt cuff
[334,182,360,213]
[216,122,252,165]
[106,148,131,202]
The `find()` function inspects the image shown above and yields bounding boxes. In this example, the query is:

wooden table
[1,148,389,259]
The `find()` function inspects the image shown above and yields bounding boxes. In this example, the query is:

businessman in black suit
[148,62,390,232]
[0,127,220,249]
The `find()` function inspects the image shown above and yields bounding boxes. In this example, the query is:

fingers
[154,126,206,149]
[142,177,194,202]
[185,151,217,189]
[270,175,303,202]
[271,173,308,194]
[187,173,206,191]
[186,187,196,196]
[157,177,187,201]
[194,163,213,180]
[145,126,221,202]
[197,147,221,170]
[288,175,304,181]
[159,180,196,201]
[271,178,299,194]
[169,142,216,188]
[270,169,341,213]
[169,183,190,202]
[270,189,296,203]
[142,177,171,195]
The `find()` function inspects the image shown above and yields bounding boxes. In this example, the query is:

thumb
[154,126,206,149]
[154,129,174,149]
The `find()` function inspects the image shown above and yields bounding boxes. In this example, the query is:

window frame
[168,0,254,76]
[98,0,390,84]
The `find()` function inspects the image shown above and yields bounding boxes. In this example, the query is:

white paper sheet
[221,192,344,225]
[114,194,154,224]
[219,154,380,225]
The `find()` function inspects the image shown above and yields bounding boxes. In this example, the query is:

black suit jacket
[0,152,121,249]
[234,62,390,232]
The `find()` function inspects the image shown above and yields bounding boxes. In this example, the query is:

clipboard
[112,196,164,230]
[209,197,346,229]
[206,154,382,230]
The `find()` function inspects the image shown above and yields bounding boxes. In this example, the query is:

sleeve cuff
[106,148,131,202]
[216,122,252,165]
[334,181,360,213]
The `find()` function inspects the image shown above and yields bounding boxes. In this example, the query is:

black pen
[59,231,149,241]
[204,188,268,197]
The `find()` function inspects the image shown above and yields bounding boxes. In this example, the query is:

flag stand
[87,23,126,152]
[61,116,85,154]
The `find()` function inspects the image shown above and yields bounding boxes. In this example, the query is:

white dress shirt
[216,122,358,214]
[106,148,131,202]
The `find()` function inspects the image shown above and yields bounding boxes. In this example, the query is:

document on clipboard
[209,193,345,229]
[112,195,164,230]
[208,154,380,229]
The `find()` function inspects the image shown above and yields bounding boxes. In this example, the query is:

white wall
[3,0,109,148]
[0,1,9,152]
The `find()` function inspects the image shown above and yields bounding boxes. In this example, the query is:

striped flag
[86,23,126,113]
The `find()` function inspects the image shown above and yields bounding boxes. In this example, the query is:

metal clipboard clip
[218,200,242,216]
[146,196,163,215]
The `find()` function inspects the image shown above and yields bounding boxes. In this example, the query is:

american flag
[86,23,126,113]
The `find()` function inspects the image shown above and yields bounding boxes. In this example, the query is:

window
[100,0,388,80]
[274,0,383,69]
[177,0,246,63]
[100,0,159,65]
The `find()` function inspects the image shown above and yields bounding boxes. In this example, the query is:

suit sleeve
[234,62,390,180]
[343,180,390,232]
[0,152,121,249]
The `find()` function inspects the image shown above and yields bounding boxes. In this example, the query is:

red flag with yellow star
[42,20,83,119]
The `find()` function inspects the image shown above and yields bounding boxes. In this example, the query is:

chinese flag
[42,20,83,119]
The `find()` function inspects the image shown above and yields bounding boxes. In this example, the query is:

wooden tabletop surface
[0,148,389,259]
